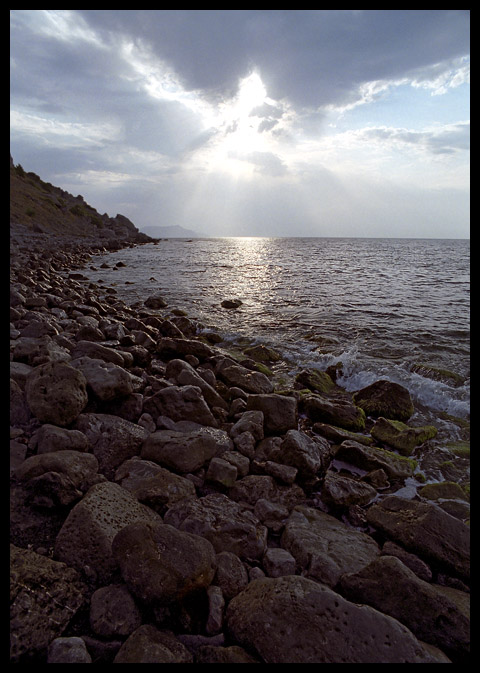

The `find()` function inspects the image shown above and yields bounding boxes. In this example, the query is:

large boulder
[366,496,470,582]
[54,482,161,584]
[281,505,380,587]
[164,493,268,560]
[25,360,88,426]
[143,385,218,427]
[339,555,470,660]
[112,521,217,606]
[226,575,440,663]
[73,413,149,480]
[245,394,298,434]
[141,427,232,473]
[353,379,414,421]
[300,394,366,432]
[10,545,87,662]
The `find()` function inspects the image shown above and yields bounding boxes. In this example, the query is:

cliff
[10,156,152,247]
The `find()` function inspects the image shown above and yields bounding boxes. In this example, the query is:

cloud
[359,121,470,155]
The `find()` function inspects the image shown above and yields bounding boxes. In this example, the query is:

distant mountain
[140,225,207,238]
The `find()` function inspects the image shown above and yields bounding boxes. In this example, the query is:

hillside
[140,224,207,239]
[10,156,152,246]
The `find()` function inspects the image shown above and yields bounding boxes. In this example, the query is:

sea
[81,237,470,486]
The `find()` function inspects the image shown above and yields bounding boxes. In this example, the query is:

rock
[196,644,260,663]
[164,493,268,560]
[264,460,298,484]
[228,474,305,511]
[253,498,290,533]
[334,440,417,480]
[73,413,149,480]
[12,335,71,366]
[143,385,218,427]
[206,457,238,488]
[47,637,92,663]
[206,585,225,634]
[263,547,296,577]
[113,625,193,663]
[370,416,437,455]
[112,521,217,606]
[226,575,439,663]
[312,422,375,446]
[243,344,281,362]
[25,360,88,426]
[353,379,414,421]
[165,358,228,410]
[321,470,378,508]
[141,427,232,473]
[132,466,196,513]
[215,358,274,394]
[54,481,161,584]
[90,584,142,638]
[277,429,334,478]
[70,340,126,366]
[418,481,469,502]
[35,424,89,454]
[10,378,31,426]
[245,394,298,434]
[295,368,335,394]
[339,555,470,659]
[366,496,470,582]
[301,394,366,432]
[155,337,214,361]
[381,541,433,582]
[213,551,249,600]
[144,292,168,309]
[230,410,264,441]
[221,298,242,308]
[70,356,142,402]
[10,545,87,662]
[281,505,380,587]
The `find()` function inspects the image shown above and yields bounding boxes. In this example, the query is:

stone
[243,344,281,362]
[226,575,439,663]
[47,637,92,663]
[196,645,260,663]
[301,394,366,432]
[228,474,305,511]
[54,481,161,584]
[73,413,149,480]
[245,394,298,434]
[281,505,380,587]
[165,358,228,410]
[366,496,470,582]
[25,360,88,426]
[339,555,470,659]
[112,521,217,606]
[253,498,290,532]
[206,585,225,635]
[321,470,378,508]
[70,339,125,366]
[89,584,143,638]
[141,427,232,473]
[353,379,414,421]
[295,368,335,394]
[370,416,437,455]
[70,356,142,402]
[144,292,168,309]
[278,429,334,478]
[12,335,71,366]
[155,337,214,361]
[206,456,238,488]
[10,378,31,426]
[143,385,218,427]
[10,545,87,662]
[335,440,417,480]
[114,625,193,663]
[230,409,264,441]
[131,466,196,513]
[35,424,89,454]
[213,551,249,600]
[381,541,433,582]
[419,481,469,502]
[164,493,268,560]
[263,547,296,577]
[264,460,298,484]
[215,358,274,394]
[221,298,242,308]
[312,422,375,446]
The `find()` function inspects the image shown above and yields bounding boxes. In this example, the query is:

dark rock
[353,379,414,421]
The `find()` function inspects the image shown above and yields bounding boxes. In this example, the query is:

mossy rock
[243,344,282,363]
[370,417,437,456]
[353,380,414,422]
[411,363,465,387]
[445,440,470,459]
[419,481,469,503]
[295,369,335,394]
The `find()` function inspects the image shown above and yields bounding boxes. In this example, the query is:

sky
[10,10,470,238]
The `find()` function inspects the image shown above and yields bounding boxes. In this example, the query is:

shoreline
[10,231,470,663]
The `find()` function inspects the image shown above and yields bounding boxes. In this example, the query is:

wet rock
[112,521,216,606]
[73,413,149,480]
[301,394,366,432]
[144,292,168,309]
[245,393,298,434]
[366,495,470,582]
[164,493,268,560]
[215,358,274,394]
[221,298,242,308]
[114,625,193,663]
[339,555,470,659]
[281,505,380,587]
[155,336,214,361]
[312,422,375,446]
[295,368,335,394]
[335,439,417,480]
[321,470,378,508]
[54,481,161,584]
[143,384,218,427]
[353,379,414,421]
[243,344,281,363]
[226,575,439,663]
[141,427,232,473]
[25,360,88,426]
[10,545,87,662]
[370,416,437,455]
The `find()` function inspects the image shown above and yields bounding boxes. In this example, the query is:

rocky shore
[10,228,470,663]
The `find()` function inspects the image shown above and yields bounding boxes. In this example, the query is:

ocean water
[82,237,470,472]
